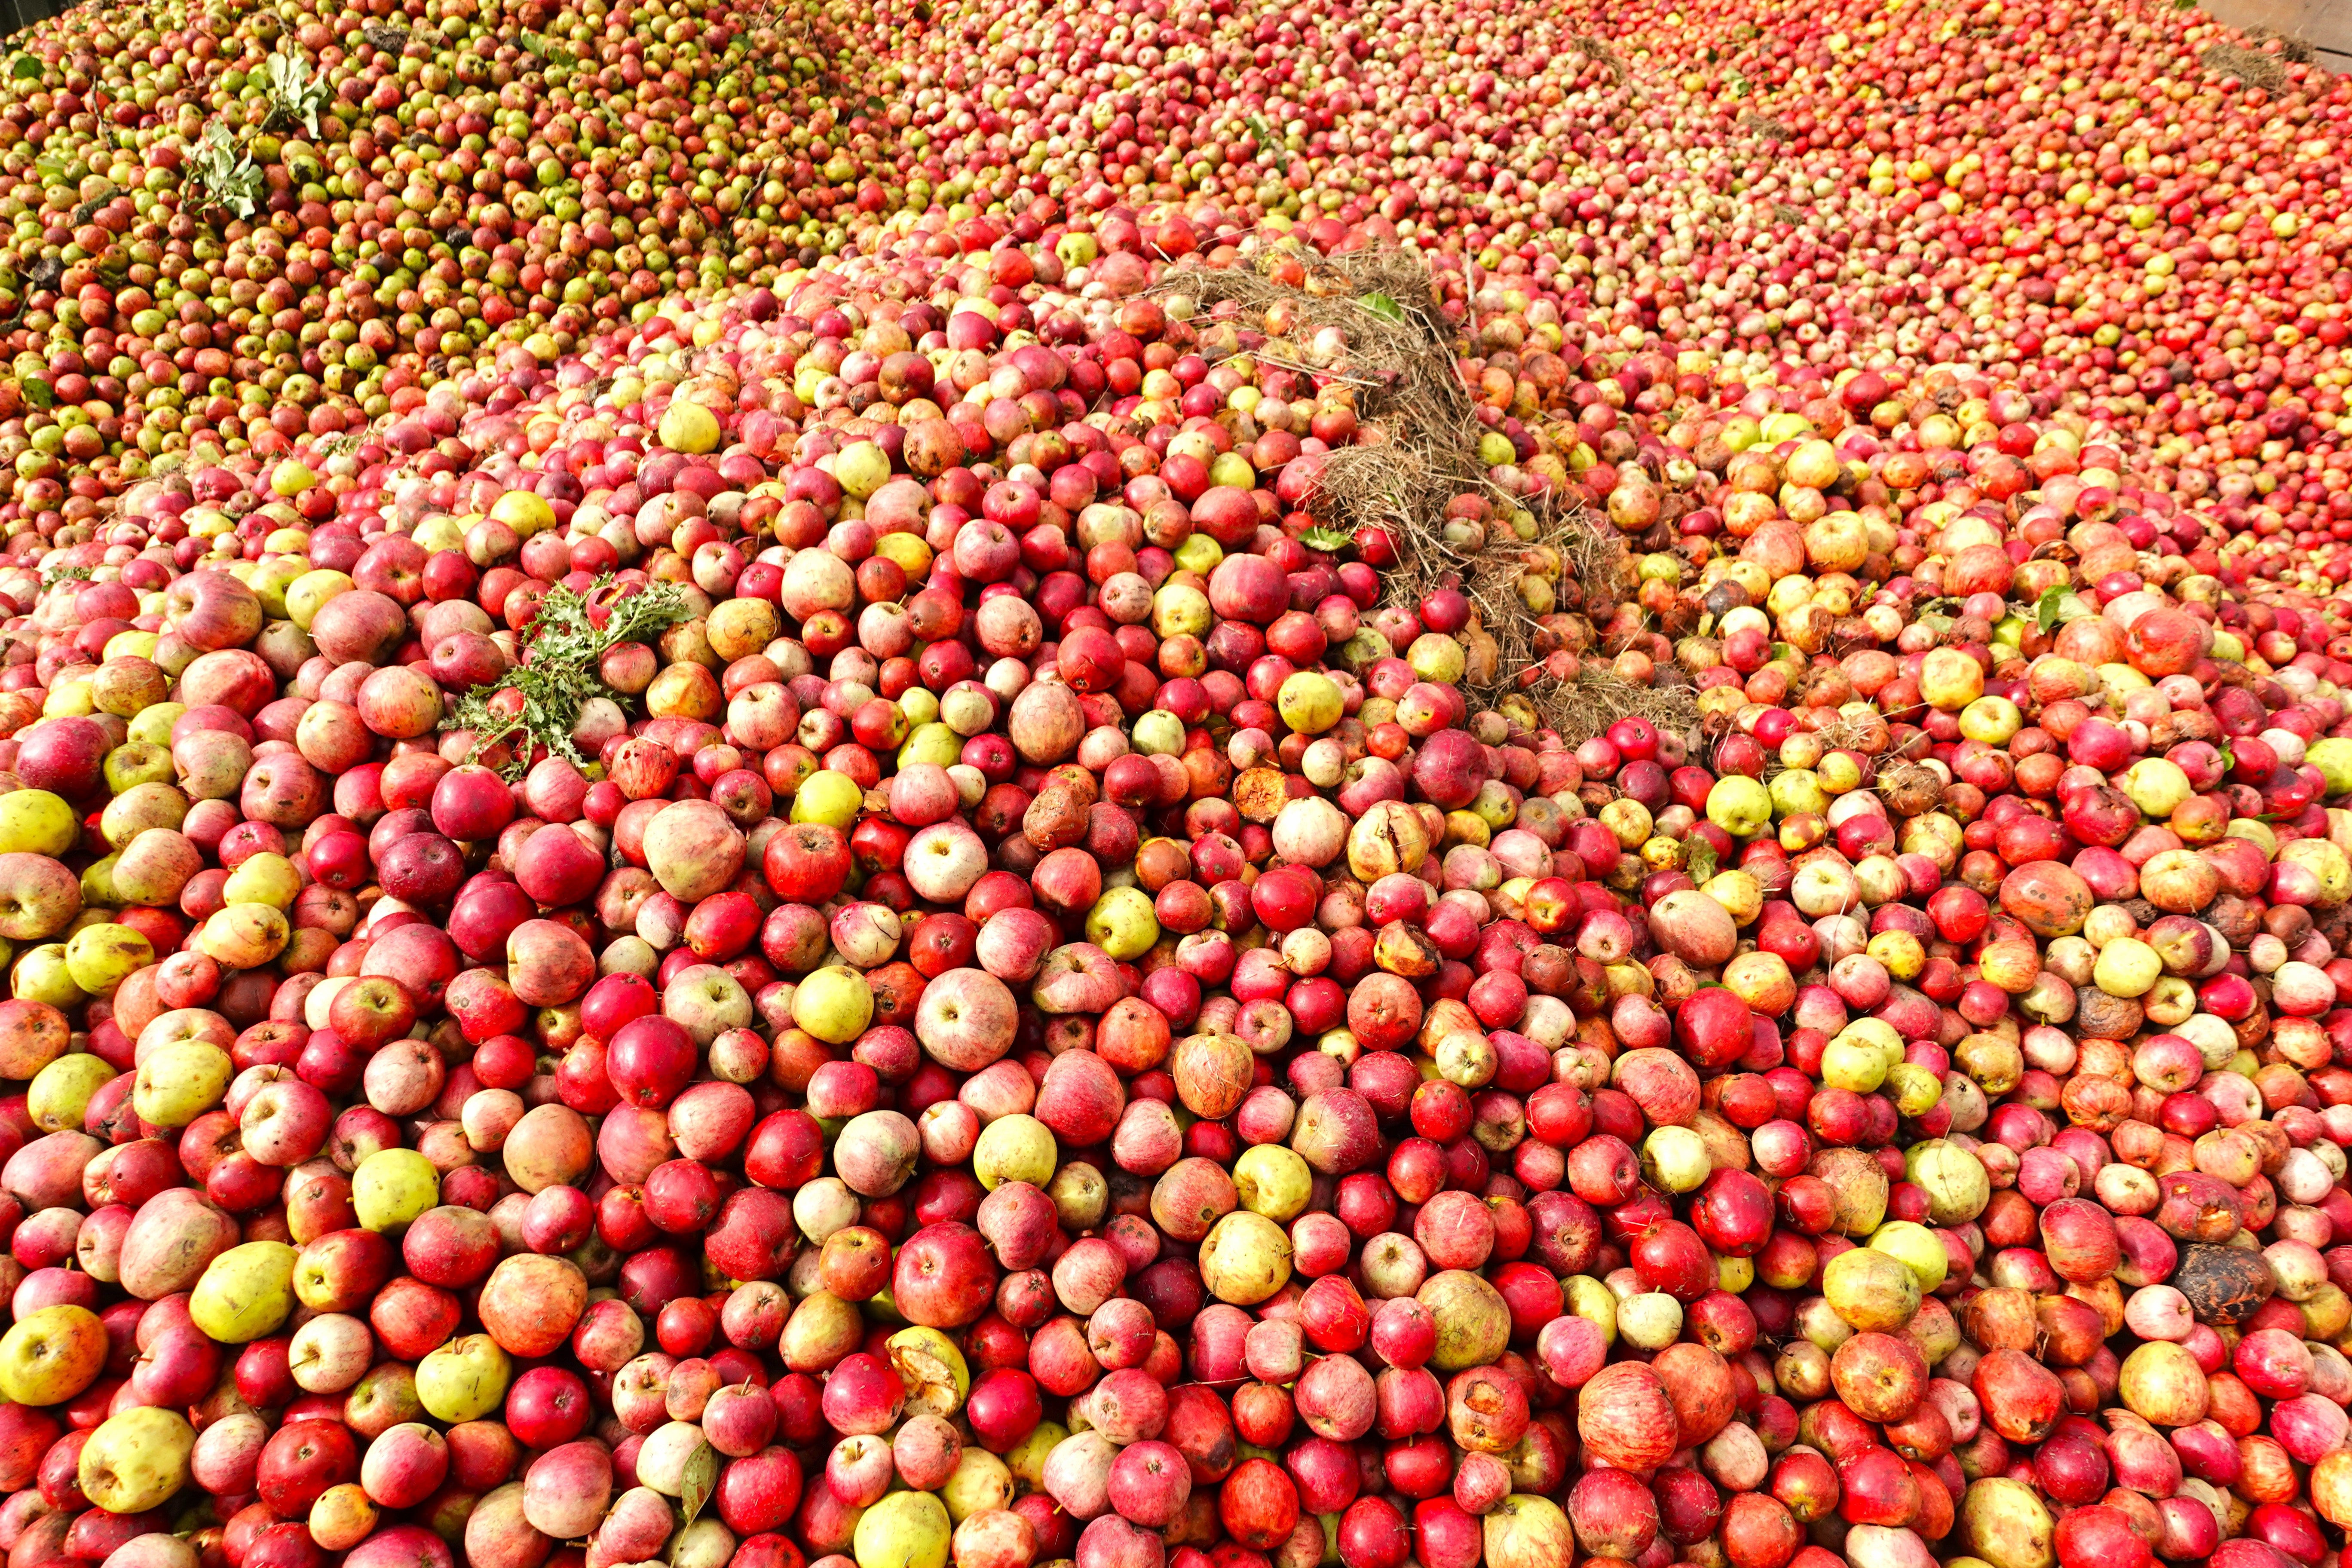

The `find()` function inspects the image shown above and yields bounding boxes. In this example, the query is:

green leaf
[21,377,52,410]
[1300,526,1353,552]
[1245,114,1292,175]
[264,49,329,138]
[1359,293,1403,324]
[677,1442,719,1530]
[1683,836,1719,883]
[2035,585,2067,634]
[191,120,265,219]
[443,573,695,778]
[8,55,39,81]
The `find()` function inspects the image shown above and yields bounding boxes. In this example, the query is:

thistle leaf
[444,575,696,778]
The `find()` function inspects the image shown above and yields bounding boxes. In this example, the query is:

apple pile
[1,6,2352,1568]
[0,208,2343,1568]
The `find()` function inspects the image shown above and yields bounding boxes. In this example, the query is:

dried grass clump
[1571,34,1631,79]
[1155,245,1453,394]
[2202,43,2289,95]
[1155,247,1497,610]
[1158,243,1516,617]
[2244,26,2314,64]
[1532,667,1701,748]
[1164,244,1685,741]
[1559,511,1633,606]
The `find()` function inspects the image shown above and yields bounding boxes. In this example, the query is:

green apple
[190,1241,298,1343]
[1820,1037,1887,1094]
[1884,1061,1944,1118]
[490,490,555,536]
[791,965,873,1044]
[1565,1275,1617,1343]
[1276,671,1343,734]
[657,400,721,456]
[1197,1212,1293,1306]
[78,1407,196,1513]
[1705,775,1772,838]
[1232,1145,1312,1222]
[1822,1245,1920,1333]
[413,516,464,553]
[417,1333,512,1422]
[28,1052,115,1133]
[895,722,962,771]
[127,702,184,748]
[790,769,864,828]
[940,1446,1013,1523]
[888,1326,969,1418]
[971,1115,1056,1192]
[0,790,77,857]
[196,903,290,968]
[2311,738,2352,798]
[1129,710,1184,755]
[99,781,188,848]
[64,923,154,995]
[1002,1423,1063,1492]
[13,945,86,1009]
[285,569,353,630]
[248,557,307,619]
[43,679,94,719]
[1642,1126,1712,1194]
[133,1039,232,1127]
[1407,634,1473,691]
[1083,886,1158,961]
[102,744,177,796]
[79,855,123,910]
[222,853,301,910]
[854,1491,950,1568]
[1868,1220,1950,1292]
[0,1303,109,1404]
[104,629,159,663]
[1172,535,1222,577]
[354,1148,441,1231]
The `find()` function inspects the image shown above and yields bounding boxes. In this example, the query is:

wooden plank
[2200,0,2351,65]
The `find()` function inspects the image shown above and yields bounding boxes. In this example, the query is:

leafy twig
[1246,115,1292,175]
[444,576,697,777]
[265,49,328,138]
[520,31,577,66]
[190,122,264,219]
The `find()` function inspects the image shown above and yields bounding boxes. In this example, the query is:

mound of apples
[0,3,2348,1568]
